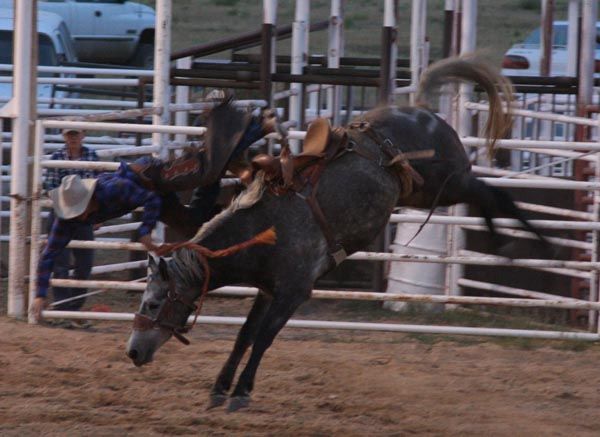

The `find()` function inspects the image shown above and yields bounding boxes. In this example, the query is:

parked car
[502,21,600,77]
[0,7,78,107]
[38,0,155,67]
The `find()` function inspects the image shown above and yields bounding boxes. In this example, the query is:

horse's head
[126,254,200,367]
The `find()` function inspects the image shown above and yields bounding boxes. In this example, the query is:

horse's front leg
[228,286,311,412]
[208,291,272,409]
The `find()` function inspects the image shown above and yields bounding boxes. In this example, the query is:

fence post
[447,0,477,301]
[409,0,426,105]
[152,0,172,160]
[151,0,173,246]
[439,0,456,122]
[289,0,309,153]
[174,56,192,153]
[261,0,277,106]
[28,121,44,323]
[540,0,555,76]
[578,0,598,330]
[8,0,36,318]
[379,0,397,104]
[327,0,344,126]
[566,0,579,77]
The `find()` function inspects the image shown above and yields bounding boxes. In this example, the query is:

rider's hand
[30,297,46,323]
[154,243,177,257]
[139,234,158,253]
[239,169,253,186]
[139,235,177,256]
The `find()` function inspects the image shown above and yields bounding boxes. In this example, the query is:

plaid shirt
[44,146,100,190]
[37,162,162,298]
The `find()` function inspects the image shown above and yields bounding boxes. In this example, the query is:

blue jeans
[131,118,264,233]
[48,212,95,311]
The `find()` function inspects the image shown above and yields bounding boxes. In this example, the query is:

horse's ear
[158,258,169,281]
[148,255,158,274]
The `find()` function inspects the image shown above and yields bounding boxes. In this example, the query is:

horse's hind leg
[463,177,505,247]
[208,291,272,409]
[489,184,550,245]
[465,177,552,254]
[228,285,312,412]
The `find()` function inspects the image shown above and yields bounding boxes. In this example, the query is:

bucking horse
[126,56,550,411]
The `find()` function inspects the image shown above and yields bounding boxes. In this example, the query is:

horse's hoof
[227,395,250,412]
[207,393,228,410]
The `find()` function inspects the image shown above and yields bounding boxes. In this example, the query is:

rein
[133,227,277,344]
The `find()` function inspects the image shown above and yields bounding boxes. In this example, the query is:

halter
[132,277,201,345]
[132,227,277,345]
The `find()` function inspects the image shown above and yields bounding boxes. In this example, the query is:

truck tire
[133,43,154,68]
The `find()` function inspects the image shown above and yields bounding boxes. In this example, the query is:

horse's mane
[170,248,205,287]
[169,173,268,285]
[191,172,267,243]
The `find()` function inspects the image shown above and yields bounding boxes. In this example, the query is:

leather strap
[295,163,347,265]
[347,121,433,197]
[264,122,434,265]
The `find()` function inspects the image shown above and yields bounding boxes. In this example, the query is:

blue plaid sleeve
[137,192,162,238]
[36,218,75,298]
[102,177,162,238]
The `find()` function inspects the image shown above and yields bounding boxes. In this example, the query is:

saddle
[251,118,343,190]
[251,117,432,197]
[250,117,434,266]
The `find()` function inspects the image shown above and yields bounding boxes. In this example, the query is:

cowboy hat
[62,128,83,134]
[49,174,98,219]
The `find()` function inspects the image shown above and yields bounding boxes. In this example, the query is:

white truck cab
[0,7,77,67]
[0,7,77,108]
[38,0,155,67]
[502,21,600,77]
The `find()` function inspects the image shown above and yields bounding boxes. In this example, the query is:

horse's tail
[415,55,513,156]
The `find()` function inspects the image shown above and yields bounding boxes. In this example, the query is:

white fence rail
[2,0,599,342]
[13,107,598,339]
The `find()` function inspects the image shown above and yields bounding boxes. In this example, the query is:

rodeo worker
[44,128,100,327]
[30,98,278,322]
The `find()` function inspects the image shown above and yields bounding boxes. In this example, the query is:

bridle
[131,227,277,345]
[132,276,202,345]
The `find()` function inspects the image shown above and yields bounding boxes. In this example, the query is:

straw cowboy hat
[49,174,97,219]
[62,128,83,134]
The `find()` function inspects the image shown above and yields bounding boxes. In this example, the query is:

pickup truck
[38,0,155,67]
[502,21,600,77]
[0,7,77,108]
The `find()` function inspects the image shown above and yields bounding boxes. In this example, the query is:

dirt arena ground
[2,297,600,437]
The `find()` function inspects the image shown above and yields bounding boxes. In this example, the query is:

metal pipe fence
[1,0,598,342]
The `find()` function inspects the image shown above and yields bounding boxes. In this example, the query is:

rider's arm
[112,178,162,240]
[131,188,162,252]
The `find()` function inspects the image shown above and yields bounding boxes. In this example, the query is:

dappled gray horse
[126,57,548,411]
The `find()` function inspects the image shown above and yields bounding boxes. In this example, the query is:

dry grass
[139,0,572,64]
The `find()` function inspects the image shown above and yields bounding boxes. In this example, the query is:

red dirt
[2,312,600,436]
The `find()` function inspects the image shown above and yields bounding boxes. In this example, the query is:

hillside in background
[140,0,571,66]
